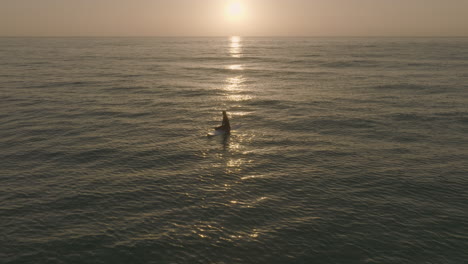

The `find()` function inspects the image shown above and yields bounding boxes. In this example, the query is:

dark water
[1,37,468,263]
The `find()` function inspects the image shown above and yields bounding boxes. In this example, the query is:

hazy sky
[1,0,468,36]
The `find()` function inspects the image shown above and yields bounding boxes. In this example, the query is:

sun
[226,1,245,21]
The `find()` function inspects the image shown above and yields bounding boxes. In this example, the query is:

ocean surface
[1,37,468,264]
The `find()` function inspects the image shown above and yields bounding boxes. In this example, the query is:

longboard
[207,130,227,136]
[207,125,241,136]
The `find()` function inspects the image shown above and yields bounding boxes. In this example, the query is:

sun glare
[226,1,244,21]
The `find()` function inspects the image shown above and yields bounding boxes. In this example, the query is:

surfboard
[207,130,227,136]
[207,125,241,136]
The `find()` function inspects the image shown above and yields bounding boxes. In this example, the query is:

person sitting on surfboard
[215,111,231,134]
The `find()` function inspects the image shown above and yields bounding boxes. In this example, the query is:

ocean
[1,37,467,263]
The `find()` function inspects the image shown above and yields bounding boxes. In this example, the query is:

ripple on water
[1,37,468,264]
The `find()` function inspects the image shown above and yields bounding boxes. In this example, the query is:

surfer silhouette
[215,111,231,134]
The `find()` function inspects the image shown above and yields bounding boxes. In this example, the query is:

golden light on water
[224,36,248,102]
[227,64,243,70]
[230,36,242,58]
[230,36,241,43]
[225,76,244,91]
[228,36,244,71]
[227,94,252,102]
[224,75,251,101]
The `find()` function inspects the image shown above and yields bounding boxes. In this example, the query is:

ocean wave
[2,37,467,264]
[321,60,379,68]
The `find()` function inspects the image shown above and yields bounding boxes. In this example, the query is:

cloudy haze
[1,0,467,36]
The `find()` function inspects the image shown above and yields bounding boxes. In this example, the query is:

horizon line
[1,35,468,38]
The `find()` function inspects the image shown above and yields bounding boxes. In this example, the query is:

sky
[1,0,468,37]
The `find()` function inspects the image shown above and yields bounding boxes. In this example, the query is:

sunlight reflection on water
[224,38,251,102]
[227,64,243,70]
[225,76,244,91]
[229,36,242,58]
[2,37,467,264]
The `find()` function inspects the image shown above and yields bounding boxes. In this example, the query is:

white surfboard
[207,130,227,136]
[207,125,241,136]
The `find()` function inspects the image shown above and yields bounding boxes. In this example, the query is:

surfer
[215,111,231,134]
